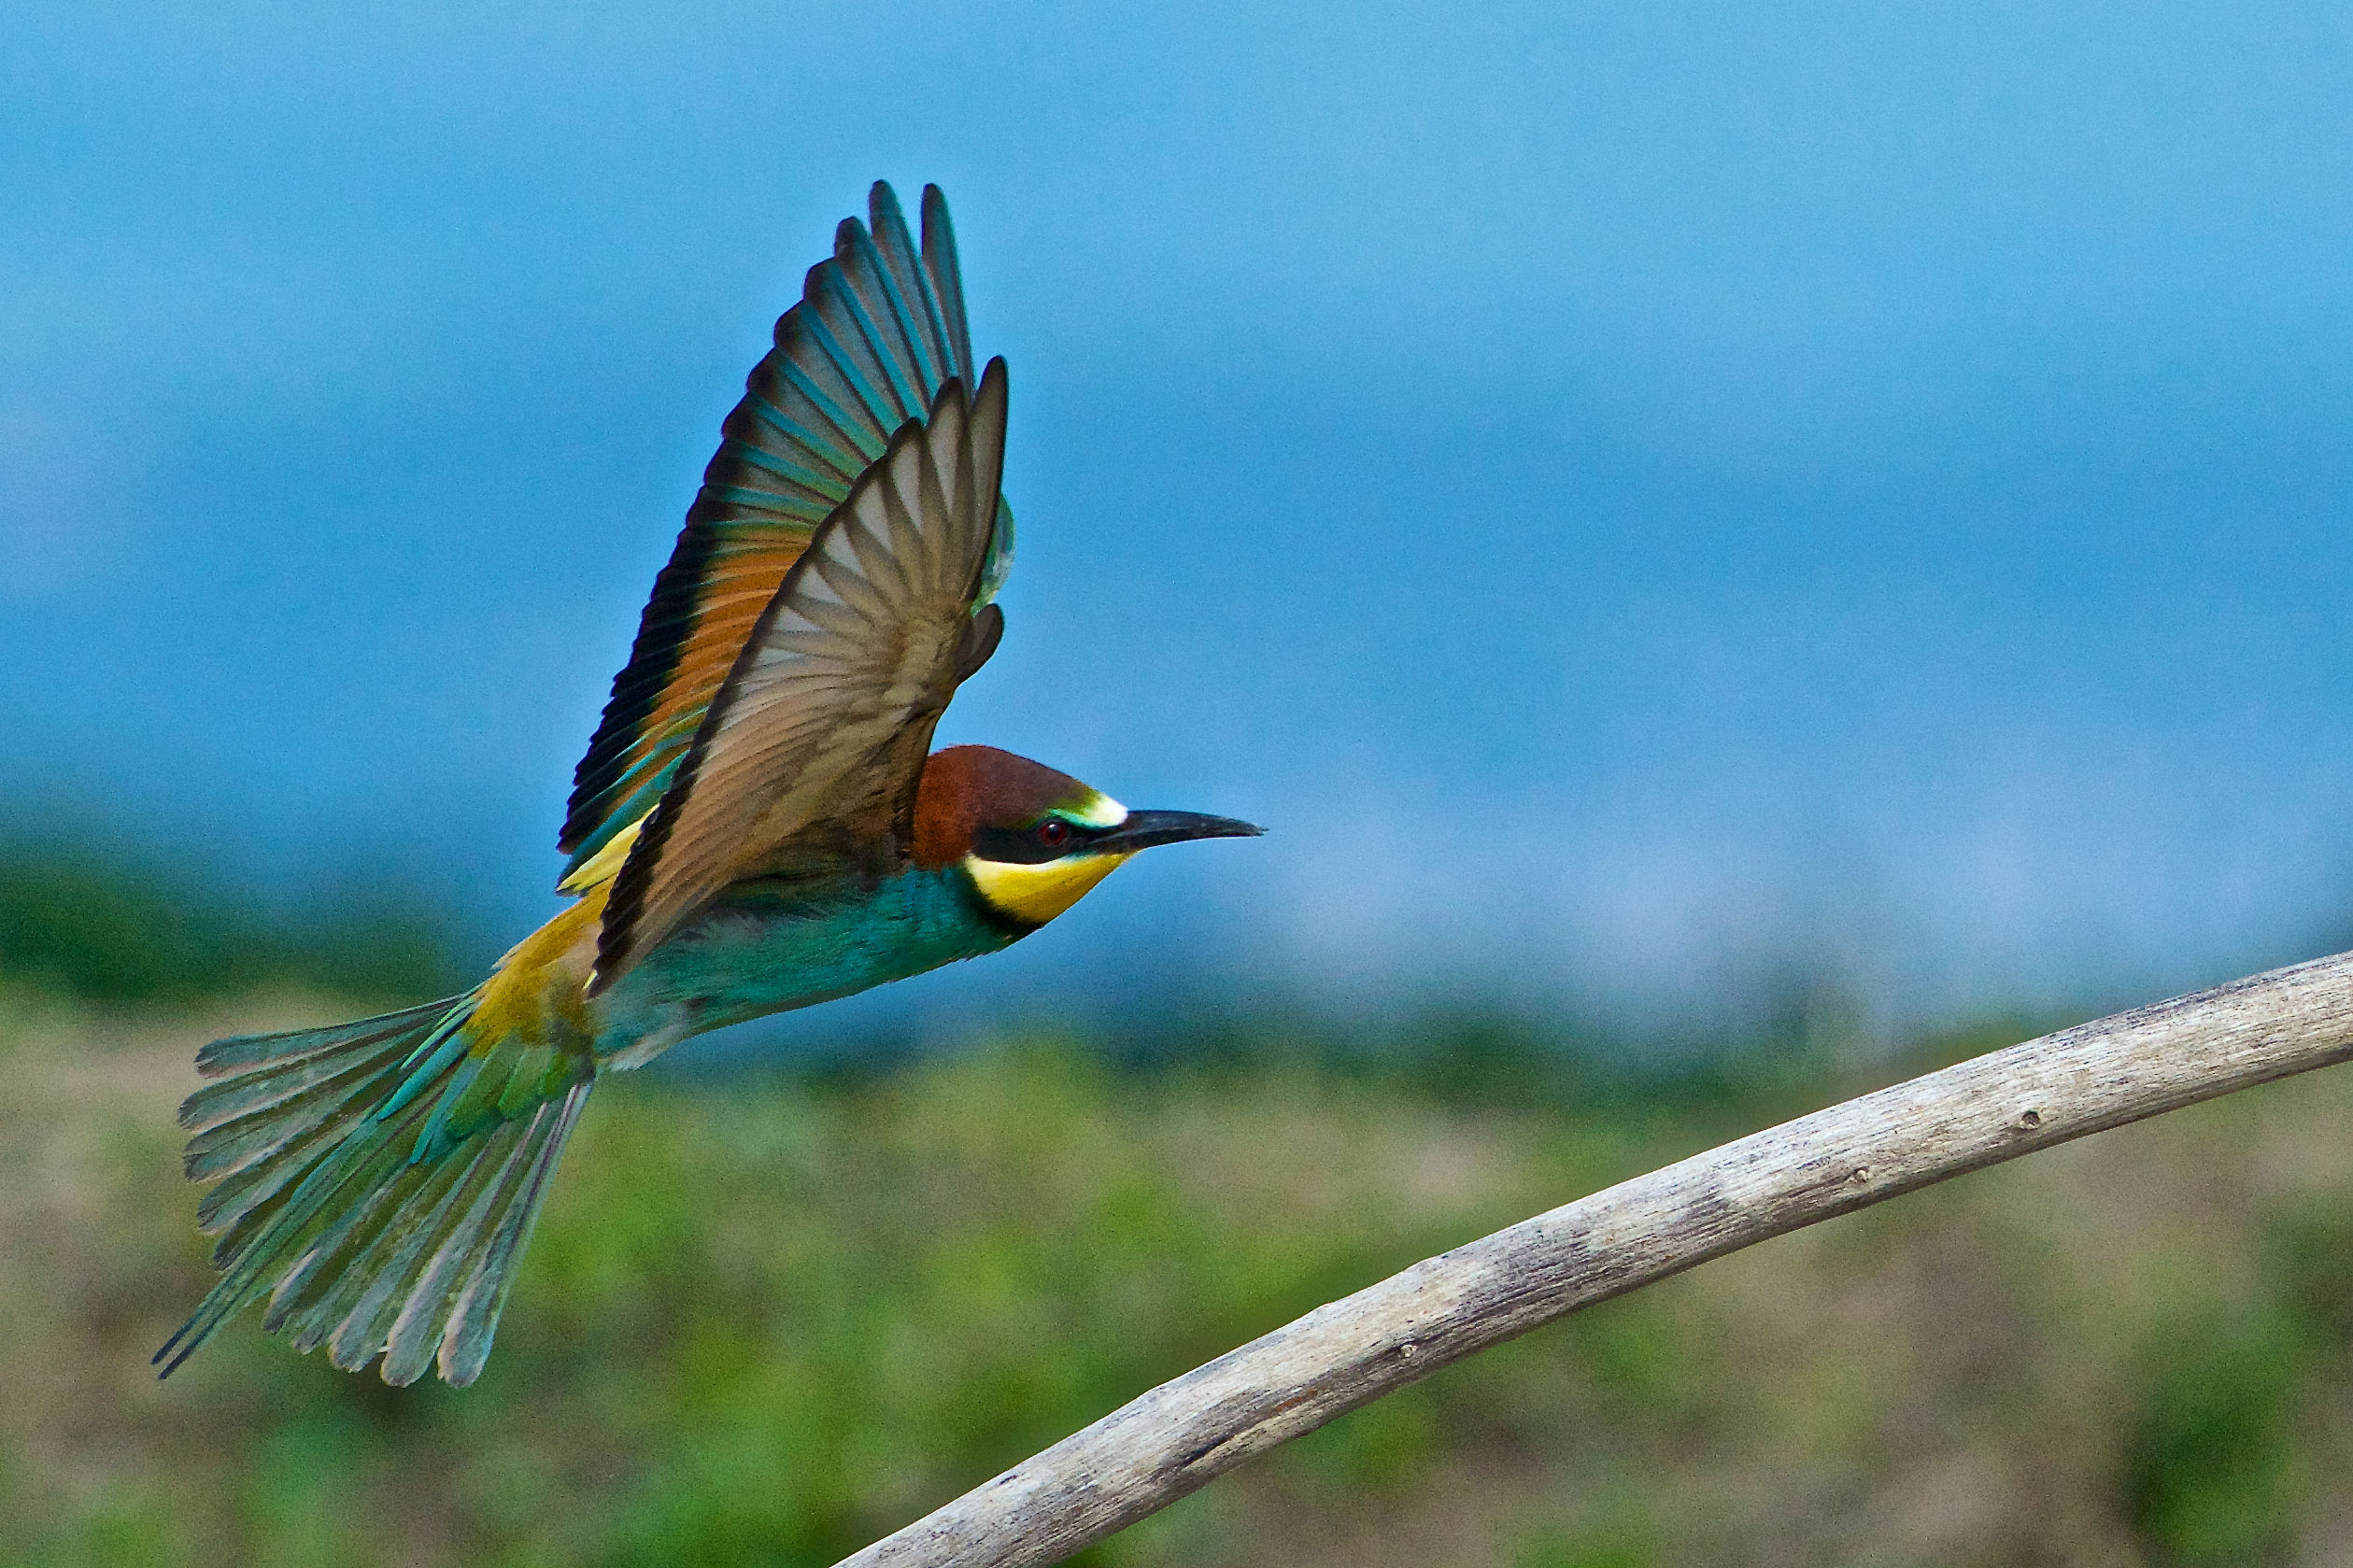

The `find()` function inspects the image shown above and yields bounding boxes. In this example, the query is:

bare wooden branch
[831,949,2353,1568]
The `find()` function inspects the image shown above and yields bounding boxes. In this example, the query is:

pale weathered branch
[833,948,2353,1568]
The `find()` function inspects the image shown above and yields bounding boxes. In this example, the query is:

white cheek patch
[1068,791,1127,828]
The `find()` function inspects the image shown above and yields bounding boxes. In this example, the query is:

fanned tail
[156,993,593,1386]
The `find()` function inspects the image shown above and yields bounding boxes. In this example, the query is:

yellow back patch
[557,817,643,896]
[963,852,1132,926]
[475,887,604,1047]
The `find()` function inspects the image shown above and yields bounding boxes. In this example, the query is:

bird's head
[913,744,1262,929]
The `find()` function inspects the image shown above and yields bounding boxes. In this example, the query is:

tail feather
[158,996,594,1386]
[324,1137,500,1367]
[182,1046,418,1188]
[418,1085,588,1386]
[268,1120,484,1338]
[382,1127,543,1382]
[194,1095,382,1244]
[184,1077,381,1185]
[191,996,453,1077]
[179,1051,404,1150]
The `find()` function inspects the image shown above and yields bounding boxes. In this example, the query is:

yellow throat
[961,851,1133,926]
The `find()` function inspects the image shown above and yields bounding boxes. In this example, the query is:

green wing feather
[561,181,1014,883]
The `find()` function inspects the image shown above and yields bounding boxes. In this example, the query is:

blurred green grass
[12,988,2353,1567]
[0,819,464,1004]
[9,816,2353,1564]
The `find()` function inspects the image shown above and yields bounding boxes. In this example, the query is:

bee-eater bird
[157,182,1261,1387]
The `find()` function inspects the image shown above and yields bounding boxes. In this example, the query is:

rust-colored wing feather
[589,361,1010,992]
[560,182,1013,881]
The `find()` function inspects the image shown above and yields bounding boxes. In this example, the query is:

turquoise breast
[591,865,1015,1052]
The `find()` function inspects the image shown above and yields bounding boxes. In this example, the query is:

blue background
[7,0,2352,1039]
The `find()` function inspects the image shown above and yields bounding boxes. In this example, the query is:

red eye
[1037,819,1070,849]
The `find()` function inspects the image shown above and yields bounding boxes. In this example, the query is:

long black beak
[1092,810,1265,854]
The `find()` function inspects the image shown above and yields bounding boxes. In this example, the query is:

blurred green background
[9,825,2353,1567]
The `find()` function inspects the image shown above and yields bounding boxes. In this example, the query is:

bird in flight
[157,182,1261,1387]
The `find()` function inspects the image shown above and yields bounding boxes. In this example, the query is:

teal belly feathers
[593,866,1018,1053]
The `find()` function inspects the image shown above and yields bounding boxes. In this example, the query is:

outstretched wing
[560,181,1015,883]
[589,362,1011,992]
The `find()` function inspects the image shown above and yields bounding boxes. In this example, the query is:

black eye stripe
[971,821,1103,865]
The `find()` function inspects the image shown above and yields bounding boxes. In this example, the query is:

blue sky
[7,1,2353,1037]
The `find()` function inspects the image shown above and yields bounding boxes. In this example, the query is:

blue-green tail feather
[158,995,593,1386]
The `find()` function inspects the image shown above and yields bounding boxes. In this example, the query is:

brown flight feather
[591,361,1011,992]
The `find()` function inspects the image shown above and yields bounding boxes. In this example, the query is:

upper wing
[588,361,1011,992]
[560,181,1015,883]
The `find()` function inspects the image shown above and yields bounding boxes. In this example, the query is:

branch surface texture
[833,949,2353,1568]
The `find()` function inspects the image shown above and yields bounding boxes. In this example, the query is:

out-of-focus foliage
[11,992,2353,1567]
[0,824,464,1003]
